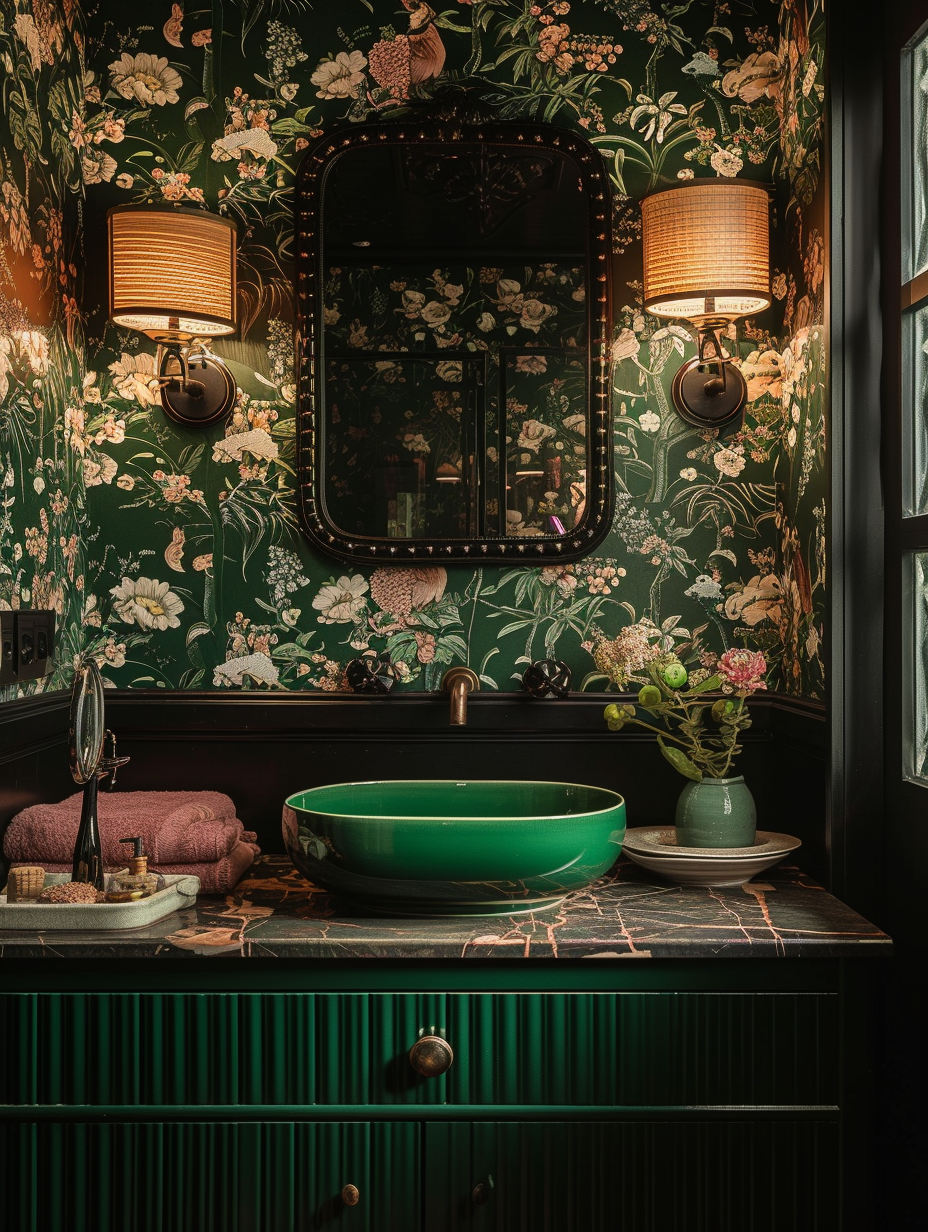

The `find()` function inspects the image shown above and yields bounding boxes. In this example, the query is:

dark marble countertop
[0,855,890,960]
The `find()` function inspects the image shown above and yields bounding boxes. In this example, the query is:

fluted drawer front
[425,1120,840,1232]
[0,991,838,1107]
[436,991,839,1107]
[0,992,371,1106]
[0,1120,419,1232]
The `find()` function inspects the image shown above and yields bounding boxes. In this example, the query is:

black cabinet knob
[472,1182,490,1206]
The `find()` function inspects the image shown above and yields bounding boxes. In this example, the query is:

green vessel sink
[282,779,626,917]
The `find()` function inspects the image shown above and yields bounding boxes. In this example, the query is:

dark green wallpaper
[0,0,87,702]
[1,0,827,698]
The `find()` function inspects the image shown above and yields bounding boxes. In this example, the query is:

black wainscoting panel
[0,693,73,880]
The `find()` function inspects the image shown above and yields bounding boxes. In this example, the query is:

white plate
[621,830,801,888]
[621,828,801,860]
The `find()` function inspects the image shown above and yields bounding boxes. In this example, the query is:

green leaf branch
[603,660,756,781]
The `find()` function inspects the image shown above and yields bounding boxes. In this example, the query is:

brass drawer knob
[408,1034,454,1077]
[341,1184,360,1207]
[472,1181,490,1206]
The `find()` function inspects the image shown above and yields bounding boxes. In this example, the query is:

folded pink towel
[20,839,259,896]
[3,791,244,865]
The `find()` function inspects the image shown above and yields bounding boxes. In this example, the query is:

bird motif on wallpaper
[370,2,446,98]
[403,0,446,83]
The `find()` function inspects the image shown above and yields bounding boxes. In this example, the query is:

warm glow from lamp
[108,206,237,340]
[641,181,770,321]
[639,180,770,432]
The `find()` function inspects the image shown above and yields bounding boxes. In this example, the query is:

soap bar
[5,866,46,902]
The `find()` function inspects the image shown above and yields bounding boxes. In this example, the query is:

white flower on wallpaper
[312,575,369,624]
[83,455,118,487]
[110,577,185,631]
[311,50,367,99]
[713,446,747,478]
[638,411,661,432]
[108,53,182,106]
[108,352,160,405]
[709,146,744,177]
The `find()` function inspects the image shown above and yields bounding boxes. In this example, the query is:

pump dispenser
[106,837,165,902]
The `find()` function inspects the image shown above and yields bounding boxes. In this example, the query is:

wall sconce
[641,180,770,431]
[107,206,238,427]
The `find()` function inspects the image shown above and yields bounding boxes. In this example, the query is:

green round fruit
[661,661,688,689]
[638,685,662,708]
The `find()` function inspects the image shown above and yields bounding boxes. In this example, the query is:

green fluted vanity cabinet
[0,860,889,1230]
[0,991,838,1108]
[425,1122,840,1229]
[0,977,867,1232]
[1,1121,420,1232]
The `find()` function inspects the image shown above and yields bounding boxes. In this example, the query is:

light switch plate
[0,609,56,682]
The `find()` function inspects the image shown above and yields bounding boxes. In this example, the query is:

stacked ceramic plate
[621,828,801,888]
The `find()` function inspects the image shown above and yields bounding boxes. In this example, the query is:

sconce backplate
[671,358,747,433]
[160,352,236,427]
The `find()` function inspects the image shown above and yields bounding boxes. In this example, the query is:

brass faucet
[441,667,480,726]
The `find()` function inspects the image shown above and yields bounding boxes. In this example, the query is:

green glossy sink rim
[283,779,626,918]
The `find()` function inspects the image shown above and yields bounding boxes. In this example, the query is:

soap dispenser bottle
[106,837,164,901]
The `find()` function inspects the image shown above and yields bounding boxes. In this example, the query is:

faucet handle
[346,652,397,694]
[522,659,571,699]
[97,729,131,791]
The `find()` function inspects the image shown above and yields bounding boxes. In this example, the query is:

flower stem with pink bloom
[603,647,768,781]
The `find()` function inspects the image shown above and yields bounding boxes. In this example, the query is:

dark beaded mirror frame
[293,109,614,566]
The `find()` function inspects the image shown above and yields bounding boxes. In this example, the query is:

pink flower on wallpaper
[717,649,768,694]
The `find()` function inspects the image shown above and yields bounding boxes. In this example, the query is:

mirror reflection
[295,115,613,564]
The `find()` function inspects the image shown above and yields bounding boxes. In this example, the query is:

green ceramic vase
[674,775,756,849]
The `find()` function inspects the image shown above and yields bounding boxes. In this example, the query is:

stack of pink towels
[5,791,260,894]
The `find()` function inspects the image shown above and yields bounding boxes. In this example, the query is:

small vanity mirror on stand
[68,659,130,889]
[293,102,614,565]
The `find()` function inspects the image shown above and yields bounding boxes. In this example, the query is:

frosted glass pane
[907,30,928,280]
[904,305,928,514]
[912,554,928,780]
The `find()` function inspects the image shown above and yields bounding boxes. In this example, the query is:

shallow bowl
[621,829,801,888]
[283,779,626,917]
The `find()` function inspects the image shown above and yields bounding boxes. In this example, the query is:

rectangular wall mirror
[294,107,614,565]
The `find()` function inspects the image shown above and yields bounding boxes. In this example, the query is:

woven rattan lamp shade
[641,181,770,320]
[108,206,237,338]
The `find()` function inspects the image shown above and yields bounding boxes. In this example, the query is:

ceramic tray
[621,828,801,888]
[0,873,200,931]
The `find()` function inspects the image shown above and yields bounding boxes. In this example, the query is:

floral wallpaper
[1,0,827,700]
[0,0,87,703]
